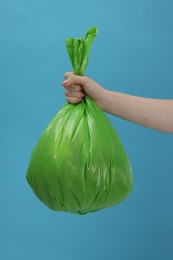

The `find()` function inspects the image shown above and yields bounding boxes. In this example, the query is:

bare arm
[62,73,173,134]
[103,92,173,133]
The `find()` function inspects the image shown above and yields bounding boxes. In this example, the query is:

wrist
[96,89,109,112]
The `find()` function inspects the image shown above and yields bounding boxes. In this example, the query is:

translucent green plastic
[26,28,133,214]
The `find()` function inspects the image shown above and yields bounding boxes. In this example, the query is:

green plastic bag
[26,28,133,215]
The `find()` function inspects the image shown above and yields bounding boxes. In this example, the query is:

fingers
[62,80,83,92]
[64,72,86,87]
[64,72,74,79]
[66,96,84,104]
[62,72,85,104]
[64,89,84,98]
[64,87,85,104]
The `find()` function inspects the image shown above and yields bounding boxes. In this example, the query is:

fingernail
[62,80,68,86]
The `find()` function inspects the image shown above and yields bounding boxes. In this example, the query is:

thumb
[64,72,87,87]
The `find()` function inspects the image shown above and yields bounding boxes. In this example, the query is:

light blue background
[1,0,173,259]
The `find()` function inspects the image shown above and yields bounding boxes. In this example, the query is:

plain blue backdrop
[1,0,173,259]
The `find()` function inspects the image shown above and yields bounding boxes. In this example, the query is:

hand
[62,72,85,104]
[62,72,106,110]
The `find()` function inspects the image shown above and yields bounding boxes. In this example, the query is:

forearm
[103,91,173,133]
[63,73,173,133]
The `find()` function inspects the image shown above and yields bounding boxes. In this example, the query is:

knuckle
[79,92,84,98]
[66,97,72,103]
[64,73,68,79]
[64,71,74,79]
[66,97,70,102]
[77,98,82,103]
[64,89,68,95]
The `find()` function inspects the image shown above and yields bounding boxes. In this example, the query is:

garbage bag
[26,28,133,215]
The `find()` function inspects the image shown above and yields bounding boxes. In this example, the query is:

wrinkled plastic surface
[26,96,132,214]
[26,27,133,214]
